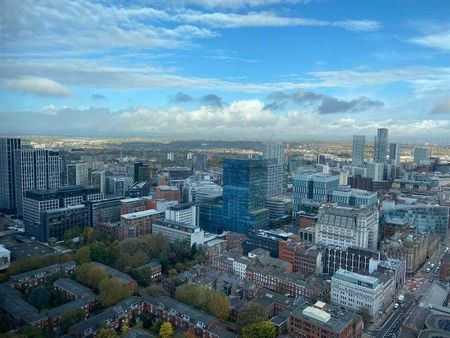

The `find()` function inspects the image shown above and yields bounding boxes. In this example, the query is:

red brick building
[155,185,181,202]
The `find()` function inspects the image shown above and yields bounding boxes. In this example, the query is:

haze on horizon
[1,0,450,140]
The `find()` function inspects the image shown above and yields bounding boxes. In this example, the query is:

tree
[60,309,85,333]
[27,286,50,310]
[90,241,107,263]
[237,303,268,329]
[184,328,196,338]
[99,277,131,307]
[120,322,129,335]
[190,244,197,257]
[0,313,11,333]
[74,246,91,264]
[63,226,82,241]
[75,263,108,290]
[131,267,152,287]
[96,328,119,338]
[159,321,174,338]
[205,292,230,320]
[83,227,95,243]
[241,321,276,338]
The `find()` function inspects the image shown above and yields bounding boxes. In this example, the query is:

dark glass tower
[0,138,22,211]
[222,158,269,234]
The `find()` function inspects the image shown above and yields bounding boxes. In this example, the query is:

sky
[1,0,450,141]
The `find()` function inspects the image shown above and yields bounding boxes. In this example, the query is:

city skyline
[1,0,450,140]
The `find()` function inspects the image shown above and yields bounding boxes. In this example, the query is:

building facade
[0,138,21,211]
[352,135,365,166]
[374,128,388,163]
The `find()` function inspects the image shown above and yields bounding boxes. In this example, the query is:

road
[375,294,415,338]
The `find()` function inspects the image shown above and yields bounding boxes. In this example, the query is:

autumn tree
[96,327,119,338]
[99,277,131,307]
[159,321,174,338]
[237,303,268,329]
[60,309,85,333]
[241,321,276,338]
[205,291,230,320]
[74,246,91,264]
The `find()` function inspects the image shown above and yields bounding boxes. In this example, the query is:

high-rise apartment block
[389,143,400,166]
[67,162,89,186]
[263,142,285,166]
[0,138,21,211]
[374,128,388,163]
[15,149,61,216]
[266,161,283,198]
[90,170,106,194]
[352,135,365,166]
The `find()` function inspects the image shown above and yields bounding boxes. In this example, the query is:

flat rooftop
[121,209,162,220]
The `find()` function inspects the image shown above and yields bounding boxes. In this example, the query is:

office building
[315,205,379,250]
[87,197,122,228]
[374,128,388,163]
[120,209,163,240]
[331,269,395,318]
[0,245,11,271]
[155,185,181,202]
[14,149,61,216]
[414,147,430,165]
[152,219,205,247]
[330,187,377,208]
[0,138,21,211]
[263,142,285,166]
[389,143,400,166]
[67,162,89,186]
[182,176,222,203]
[39,205,89,241]
[288,301,363,338]
[22,185,103,238]
[126,181,151,198]
[339,169,349,186]
[266,161,283,198]
[106,176,134,196]
[222,158,269,234]
[266,195,292,220]
[198,197,225,233]
[352,135,365,166]
[90,170,106,194]
[133,162,156,183]
[165,203,198,226]
[293,172,339,208]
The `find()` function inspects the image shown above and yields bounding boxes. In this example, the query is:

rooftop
[91,262,135,285]
[121,209,162,220]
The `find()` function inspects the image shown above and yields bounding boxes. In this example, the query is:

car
[394,303,399,309]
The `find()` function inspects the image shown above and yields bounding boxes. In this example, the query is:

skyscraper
[14,149,61,216]
[0,138,21,211]
[222,158,269,234]
[263,142,285,166]
[414,148,429,165]
[389,143,400,166]
[374,128,388,163]
[352,135,365,166]
[67,162,89,186]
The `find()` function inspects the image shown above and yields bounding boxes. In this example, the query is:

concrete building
[120,209,163,240]
[39,205,90,241]
[0,137,21,211]
[266,195,292,220]
[331,269,395,318]
[165,203,199,226]
[90,170,106,194]
[266,162,283,198]
[152,219,205,247]
[288,301,364,338]
[67,162,89,186]
[106,176,134,196]
[339,169,349,186]
[315,205,379,250]
[352,135,365,166]
[389,143,400,166]
[182,176,222,203]
[367,162,384,181]
[14,148,61,216]
[263,142,285,166]
[374,128,388,163]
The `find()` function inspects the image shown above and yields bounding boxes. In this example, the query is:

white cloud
[151,0,313,9]
[174,10,380,32]
[1,101,449,140]
[431,99,450,114]
[2,76,72,97]
[409,30,450,51]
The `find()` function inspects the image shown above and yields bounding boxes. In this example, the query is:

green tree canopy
[96,327,119,338]
[241,321,276,338]
[74,246,91,264]
[158,321,174,338]
[60,309,85,333]
[99,277,131,307]
[237,303,268,329]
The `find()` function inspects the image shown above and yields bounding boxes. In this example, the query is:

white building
[0,246,11,271]
[152,219,205,247]
[339,169,349,186]
[331,269,395,318]
[266,162,283,198]
[182,176,222,203]
[165,203,199,227]
[232,258,249,279]
[315,205,379,250]
[367,162,384,181]
[263,142,285,166]
[330,187,377,208]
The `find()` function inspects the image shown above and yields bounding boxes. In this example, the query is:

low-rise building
[288,300,364,338]
[331,269,395,319]
[155,185,181,202]
[152,219,205,247]
[134,261,162,279]
[120,209,164,240]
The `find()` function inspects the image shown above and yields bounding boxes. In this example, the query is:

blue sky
[1,0,450,140]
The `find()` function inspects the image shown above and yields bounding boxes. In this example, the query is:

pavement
[374,294,415,338]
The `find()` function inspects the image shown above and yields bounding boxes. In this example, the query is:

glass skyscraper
[374,128,388,163]
[222,158,269,234]
[0,138,21,211]
[352,135,365,166]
